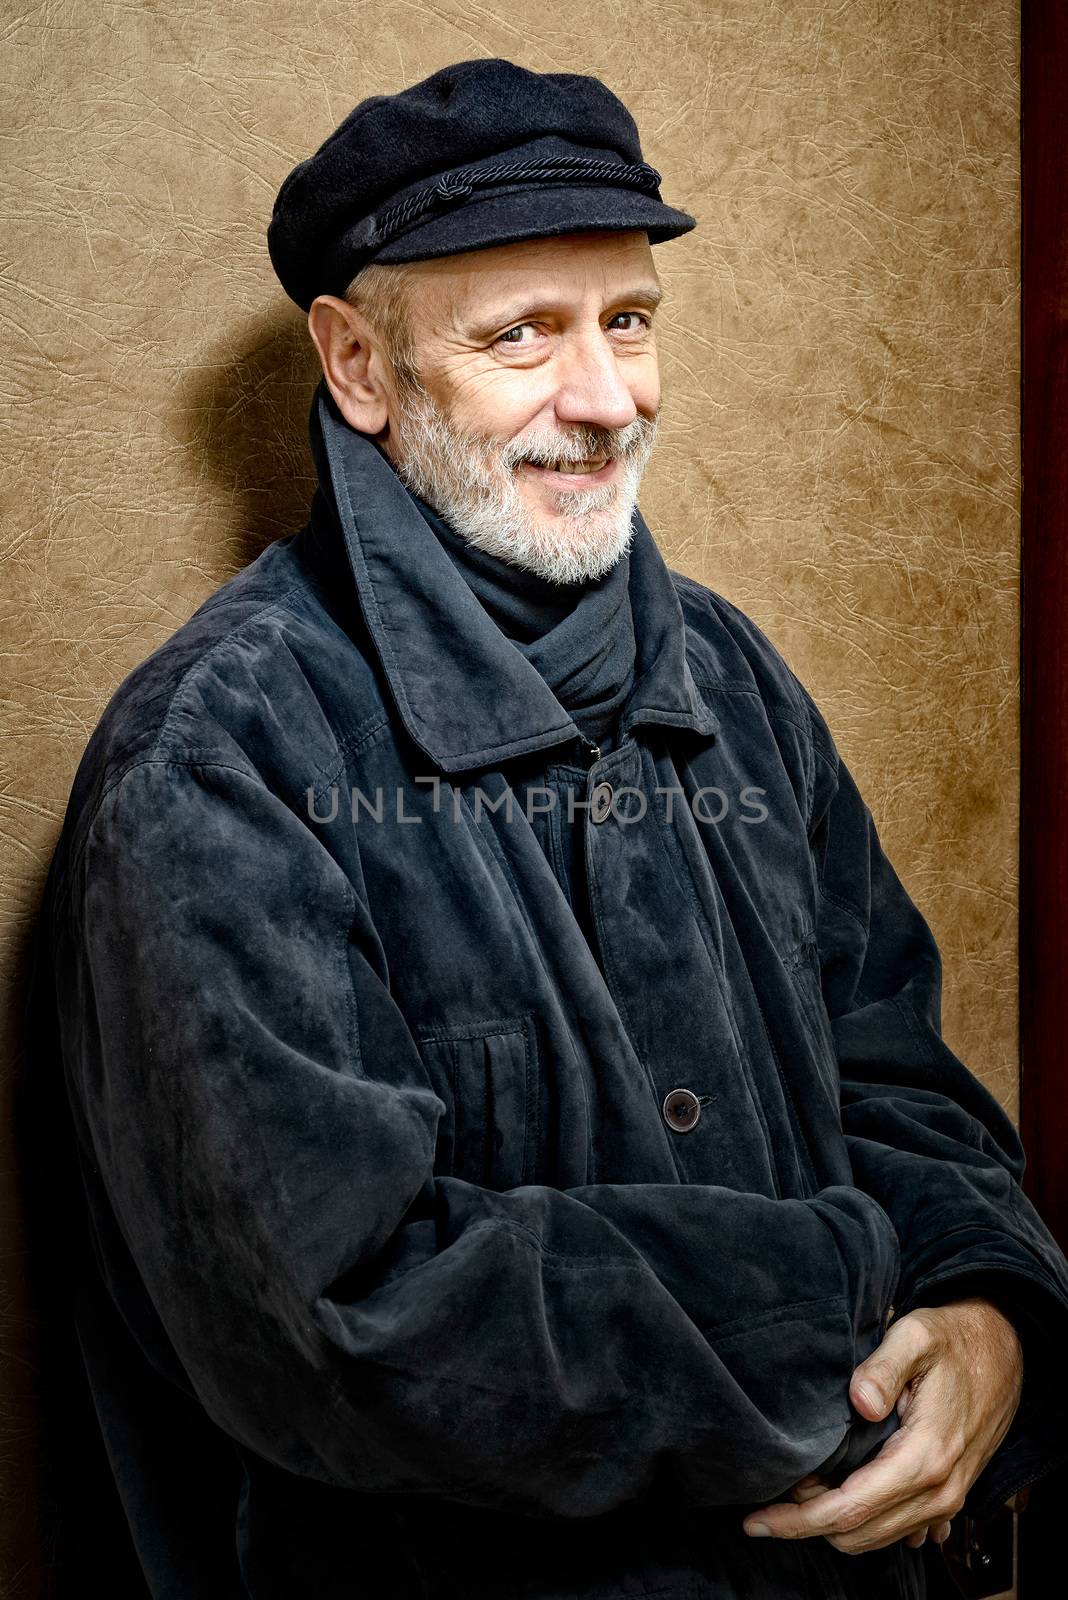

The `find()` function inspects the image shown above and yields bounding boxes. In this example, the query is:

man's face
[377,230,663,585]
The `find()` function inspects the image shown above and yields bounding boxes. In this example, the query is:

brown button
[590,781,614,824]
[662,1088,701,1133]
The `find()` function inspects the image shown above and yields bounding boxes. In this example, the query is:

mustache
[390,380,658,481]
[497,415,659,471]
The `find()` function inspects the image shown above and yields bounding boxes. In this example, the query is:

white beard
[385,377,660,586]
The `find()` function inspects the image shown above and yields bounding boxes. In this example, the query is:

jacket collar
[305,379,719,775]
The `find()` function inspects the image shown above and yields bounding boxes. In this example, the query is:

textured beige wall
[0,2,1019,1590]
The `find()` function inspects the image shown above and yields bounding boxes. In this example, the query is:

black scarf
[410,490,637,756]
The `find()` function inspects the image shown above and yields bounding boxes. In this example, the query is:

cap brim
[370,183,697,264]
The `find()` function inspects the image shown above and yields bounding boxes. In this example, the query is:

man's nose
[550,326,644,434]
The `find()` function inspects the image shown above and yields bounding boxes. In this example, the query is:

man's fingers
[851,1312,933,1419]
[787,1472,831,1503]
[741,1462,967,1556]
[906,1520,956,1550]
[742,1395,960,1545]
[827,1498,962,1556]
[745,1476,965,1556]
[790,1482,832,1504]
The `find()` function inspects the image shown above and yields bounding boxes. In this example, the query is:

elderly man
[33,56,1068,1600]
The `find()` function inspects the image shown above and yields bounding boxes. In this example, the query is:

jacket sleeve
[797,680,1068,1516]
[54,754,902,1520]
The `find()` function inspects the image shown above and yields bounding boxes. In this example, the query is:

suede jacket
[36,380,1068,1600]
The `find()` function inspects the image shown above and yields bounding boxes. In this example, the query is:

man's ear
[306,295,391,438]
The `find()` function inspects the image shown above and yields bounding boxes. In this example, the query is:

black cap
[267,57,698,313]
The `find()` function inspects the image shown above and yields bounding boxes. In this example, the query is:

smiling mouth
[520,457,617,485]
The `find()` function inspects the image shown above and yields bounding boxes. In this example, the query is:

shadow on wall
[6,313,325,1597]
[172,308,324,574]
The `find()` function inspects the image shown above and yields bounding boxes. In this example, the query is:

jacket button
[662,1088,701,1133]
[590,781,614,824]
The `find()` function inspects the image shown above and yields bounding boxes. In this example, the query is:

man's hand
[740,1297,1024,1555]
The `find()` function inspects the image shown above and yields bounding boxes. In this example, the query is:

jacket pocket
[414,1013,538,1191]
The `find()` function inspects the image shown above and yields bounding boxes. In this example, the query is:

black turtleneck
[409,488,637,757]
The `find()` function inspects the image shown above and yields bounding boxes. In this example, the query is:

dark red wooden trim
[1020,0,1068,1259]
[1018,2,1068,1594]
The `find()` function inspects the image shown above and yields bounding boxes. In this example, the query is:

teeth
[529,458,606,475]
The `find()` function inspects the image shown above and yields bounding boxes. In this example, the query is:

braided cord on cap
[371,153,663,249]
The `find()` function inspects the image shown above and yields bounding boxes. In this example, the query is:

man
[32,56,1068,1600]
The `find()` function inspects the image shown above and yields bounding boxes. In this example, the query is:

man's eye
[496,323,536,346]
[609,312,652,333]
[495,313,652,348]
